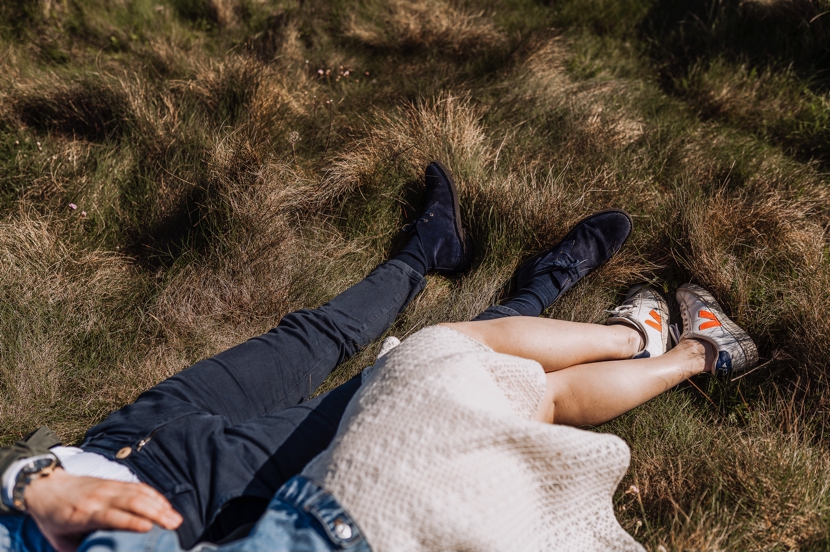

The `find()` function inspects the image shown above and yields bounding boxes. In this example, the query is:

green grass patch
[1,0,830,549]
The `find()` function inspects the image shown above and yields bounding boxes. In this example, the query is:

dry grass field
[2,0,830,550]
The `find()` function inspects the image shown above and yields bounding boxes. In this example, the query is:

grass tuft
[2,0,830,549]
[343,0,507,57]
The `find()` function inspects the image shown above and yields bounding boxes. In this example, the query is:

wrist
[2,454,61,512]
[23,465,66,514]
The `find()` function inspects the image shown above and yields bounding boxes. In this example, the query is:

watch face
[11,455,58,512]
[22,456,56,475]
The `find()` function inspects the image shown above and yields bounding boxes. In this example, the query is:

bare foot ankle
[677,339,713,376]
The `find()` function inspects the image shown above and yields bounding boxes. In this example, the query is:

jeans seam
[142,526,163,551]
[263,262,424,416]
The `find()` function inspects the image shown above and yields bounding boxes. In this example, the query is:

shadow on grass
[641,0,830,88]
[639,0,830,167]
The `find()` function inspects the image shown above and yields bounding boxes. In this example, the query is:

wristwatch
[6,454,60,512]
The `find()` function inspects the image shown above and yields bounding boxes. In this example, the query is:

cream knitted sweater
[302,326,644,552]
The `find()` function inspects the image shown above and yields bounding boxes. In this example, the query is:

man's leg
[85,162,471,431]
[472,209,632,321]
[125,259,425,423]
[77,261,425,548]
[78,162,473,548]
[195,374,365,545]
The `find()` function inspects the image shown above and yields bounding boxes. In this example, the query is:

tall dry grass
[2,0,830,550]
[343,0,506,56]
[0,214,156,441]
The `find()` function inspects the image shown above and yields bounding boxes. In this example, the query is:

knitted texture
[302,326,644,551]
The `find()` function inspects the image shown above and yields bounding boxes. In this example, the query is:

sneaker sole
[677,283,759,375]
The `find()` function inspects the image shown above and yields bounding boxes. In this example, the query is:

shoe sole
[514,208,634,293]
[429,161,473,273]
[676,283,759,374]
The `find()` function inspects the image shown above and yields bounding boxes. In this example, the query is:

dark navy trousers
[80,260,521,549]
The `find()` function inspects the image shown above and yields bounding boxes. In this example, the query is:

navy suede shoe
[395,161,473,275]
[504,209,633,316]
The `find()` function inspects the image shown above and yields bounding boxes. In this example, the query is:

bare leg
[535,339,712,425]
[444,317,642,372]
[441,317,714,427]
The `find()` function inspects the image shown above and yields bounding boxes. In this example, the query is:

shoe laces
[543,252,584,283]
[605,304,635,318]
[669,323,681,346]
[401,212,435,233]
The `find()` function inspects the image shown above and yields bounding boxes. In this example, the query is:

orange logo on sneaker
[698,310,722,330]
[645,309,662,332]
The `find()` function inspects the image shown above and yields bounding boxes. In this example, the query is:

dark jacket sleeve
[0,427,63,516]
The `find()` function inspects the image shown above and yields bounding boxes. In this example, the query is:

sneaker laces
[605,304,635,318]
[669,323,681,347]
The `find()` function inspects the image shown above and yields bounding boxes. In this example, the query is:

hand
[24,466,183,551]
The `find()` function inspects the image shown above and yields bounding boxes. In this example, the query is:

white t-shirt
[50,447,139,484]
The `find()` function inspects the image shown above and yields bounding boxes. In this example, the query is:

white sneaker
[606,284,670,358]
[675,283,759,377]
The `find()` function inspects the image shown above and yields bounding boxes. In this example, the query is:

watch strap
[2,454,59,512]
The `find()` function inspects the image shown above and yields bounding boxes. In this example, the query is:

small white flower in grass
[81,211,87,218]
[68,203,77,210]
[343,70,349,76]
[624,485,639,495]
[317,69,324,76]
[36,141,42,151]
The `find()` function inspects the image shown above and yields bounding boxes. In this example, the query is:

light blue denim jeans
[0,476,371,552]
[0,514,56,551]
[0,476,369,552]
[77,476,370,552]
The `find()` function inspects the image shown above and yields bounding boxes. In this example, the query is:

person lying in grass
[80,281,757,552]
[218,279,757,552]
[0,162,757,551]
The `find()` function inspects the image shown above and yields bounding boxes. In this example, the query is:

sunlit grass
[1,0,830,550]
